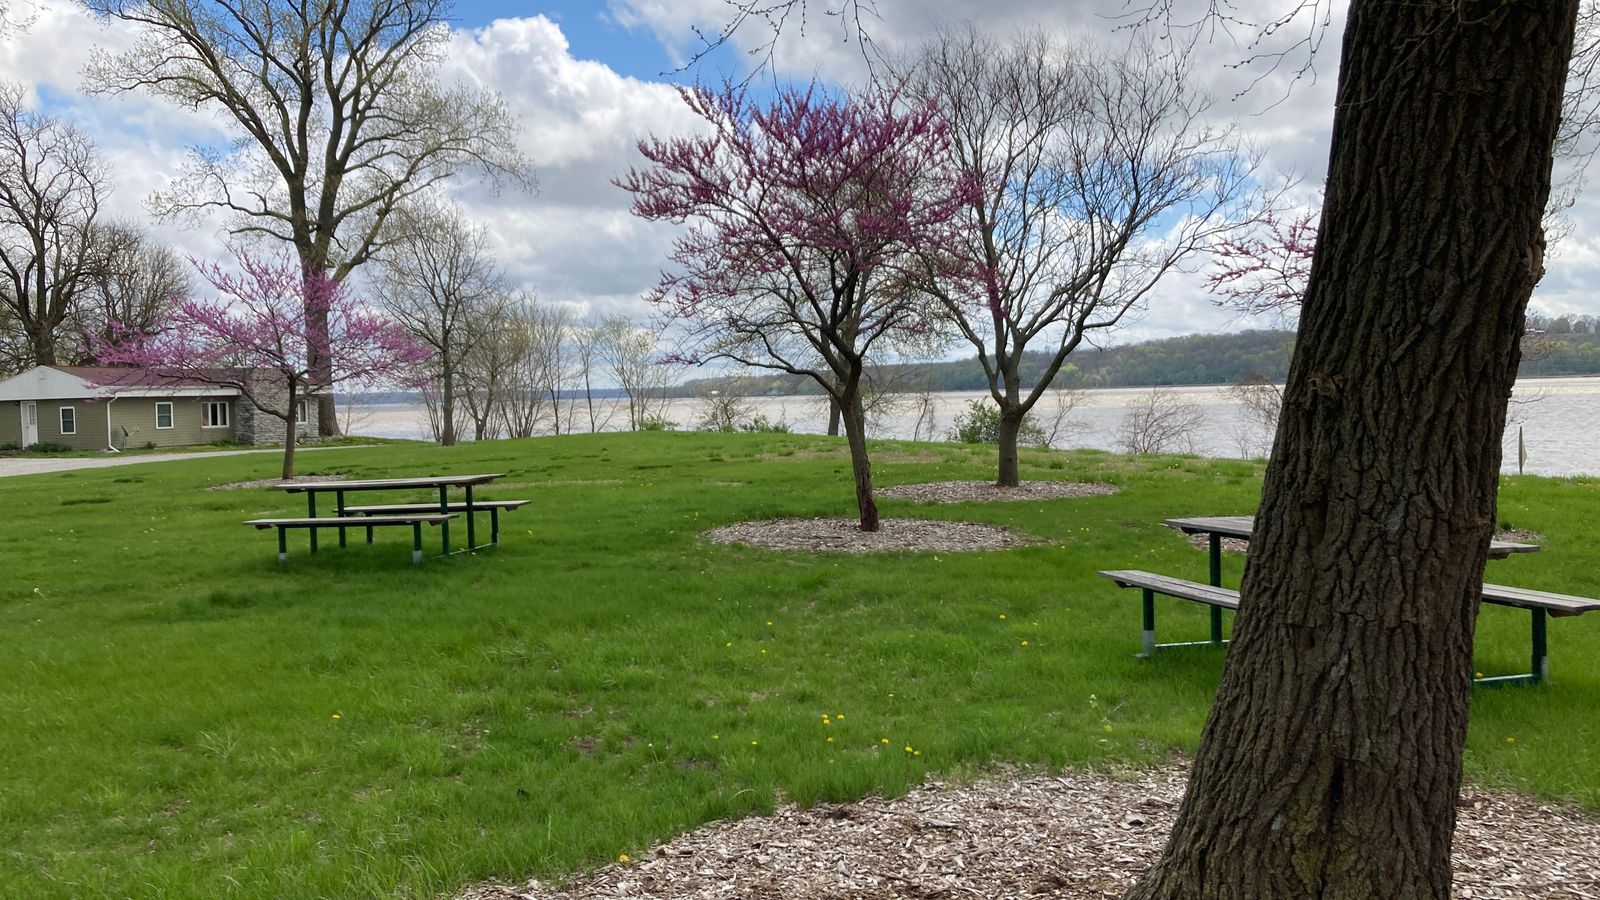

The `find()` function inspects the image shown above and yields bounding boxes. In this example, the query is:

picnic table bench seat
[339,500,529,547]
[1098,568,1600,685]
[244,514,455,564]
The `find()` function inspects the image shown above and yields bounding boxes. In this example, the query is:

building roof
[0,366,243,402]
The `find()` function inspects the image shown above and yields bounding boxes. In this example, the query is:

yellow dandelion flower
[999,614,1006,620]
[1506,736,1517,744]
[826,736,834,743]
[331,713,342,720]
[1020,640,1030,647]
[760,648,768,655]
[767,621,774,626]
[751,740,759,747]
[835,713,845,720]
[913,750,922,757]
[904,745,914,753]
[618,853,630,863]
[725,642,733,648]
[712,734,720,741]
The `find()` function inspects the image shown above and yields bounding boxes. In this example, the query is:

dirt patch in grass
[206,474,347,491]
[880,480,1119,504]
[458,765,1600,900]
[704,517,1032,553]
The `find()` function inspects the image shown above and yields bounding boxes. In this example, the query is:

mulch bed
[206,474,347,491]
[879,481,1119,504]
[703,517,1033,554]
[457,766,1600,900]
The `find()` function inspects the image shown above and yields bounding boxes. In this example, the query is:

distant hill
[677,329,1600,397]
[677,330,1299,397]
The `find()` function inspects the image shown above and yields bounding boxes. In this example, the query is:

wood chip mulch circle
[879,481,1119,504]
[457,767,1600,900]
[206,474,348,491]
[704,517,1032,553]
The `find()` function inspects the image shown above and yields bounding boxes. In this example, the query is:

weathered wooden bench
[1098,569,1600,686]
[340,500,529,548]
[244,514,456,564]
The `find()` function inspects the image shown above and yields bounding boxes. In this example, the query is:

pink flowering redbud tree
[96,249,431,479]
[1206,207,1319,321]
[617,81,976,531]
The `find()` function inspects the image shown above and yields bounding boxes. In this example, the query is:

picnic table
[1164,515,1542,642]
[1099,514,1599,685]
[276,473,505,555]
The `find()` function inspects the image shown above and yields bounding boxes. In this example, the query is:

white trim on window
[296,398,309,424]
[201,401,230,429]
[58,406,76,435]
[155,401,174,430]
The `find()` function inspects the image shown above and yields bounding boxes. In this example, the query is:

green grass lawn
[3,431,1599,899]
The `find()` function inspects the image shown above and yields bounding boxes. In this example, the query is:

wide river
[347,376,1600,478]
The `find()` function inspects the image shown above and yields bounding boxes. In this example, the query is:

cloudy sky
[3,0,1595,350]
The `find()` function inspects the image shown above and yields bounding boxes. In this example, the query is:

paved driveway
[0,445,374,478]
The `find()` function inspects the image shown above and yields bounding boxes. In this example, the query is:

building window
[59,406,76,435]
[201,401,230,428]
[296,398,309,424]
[155,402,174,429]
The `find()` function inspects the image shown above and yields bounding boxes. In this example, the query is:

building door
[21,401,37,445]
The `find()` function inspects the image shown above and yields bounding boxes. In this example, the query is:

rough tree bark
[1127,2,1578,898]
[839,384,879,531]
[996,404,1025,487]
[281,384,298,481]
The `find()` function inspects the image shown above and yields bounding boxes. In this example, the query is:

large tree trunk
[995,403,1025,487]
[281,396,298,481]
[826,397,842,436]
[440,359,458,447]
[839,384,879,532]
[1127,4,1576,899]
[27,327,55,367]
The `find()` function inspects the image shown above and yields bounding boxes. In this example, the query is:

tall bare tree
[497,296,572,439]
[81,0,534,435]
[1123,3,1581,897]
[375,199,504,446]
[899,26,1258,486]
[70,222,188,363]
[0,82,106,368]
[592,314,675,431]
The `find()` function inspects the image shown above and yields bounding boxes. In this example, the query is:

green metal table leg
[412,521,423,564]
[277,527,288,563]
[1532,607,1549,683]
[336,490,347,548]
[439,486,450,556]
[308,492,319,553]
[465,484,476,549]
[366,521,374,544]
[1140,588,1157,658]
[491,507,500,545]
[1208,533,1224,644]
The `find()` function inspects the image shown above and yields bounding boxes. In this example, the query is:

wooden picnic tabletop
[1164,515,1541,559]
[275,474,506,492]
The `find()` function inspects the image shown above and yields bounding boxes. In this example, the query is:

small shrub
[947,400,1047,446]
[24,442,72,454]
[143,441,157,450]
[0,441,17,452]
[737,415,791,434]
[639,416,677,431]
